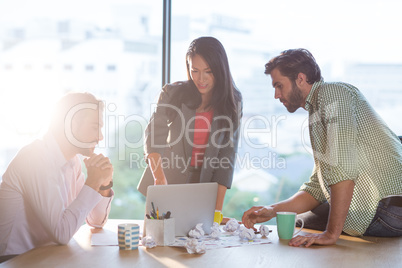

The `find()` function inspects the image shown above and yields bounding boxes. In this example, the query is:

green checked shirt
[300,79,402,236]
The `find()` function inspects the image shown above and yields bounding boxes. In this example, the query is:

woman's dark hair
[184,36,242,129]
[264,48,322,84]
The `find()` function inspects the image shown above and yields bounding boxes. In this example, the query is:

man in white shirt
[0,92,114,260]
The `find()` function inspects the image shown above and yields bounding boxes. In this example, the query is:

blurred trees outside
[107,121,146,219]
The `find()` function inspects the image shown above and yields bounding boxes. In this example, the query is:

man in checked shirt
[242,48,402,247]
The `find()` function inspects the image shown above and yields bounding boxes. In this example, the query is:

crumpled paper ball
[142,236,156,248]
[259,225,270,238]
[223,218,240,232]
[238,226,256,241]
[188,223,205,239]
[185,238,206,254]
[210,222,221,239]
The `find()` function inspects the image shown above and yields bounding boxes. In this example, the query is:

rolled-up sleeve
[299,164,327,203]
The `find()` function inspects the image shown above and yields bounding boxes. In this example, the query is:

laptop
[144,183,218,237]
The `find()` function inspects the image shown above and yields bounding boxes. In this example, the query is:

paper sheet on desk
[91,229,118,246]
[171,232,272,250]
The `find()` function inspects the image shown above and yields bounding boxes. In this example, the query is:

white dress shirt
[0,134,113,255]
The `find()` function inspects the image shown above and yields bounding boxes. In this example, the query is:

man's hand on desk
[241,206,275,230]
[289,231,339,247]
[289,180,354,247]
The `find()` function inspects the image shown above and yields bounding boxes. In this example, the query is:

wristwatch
[99,180,113,190]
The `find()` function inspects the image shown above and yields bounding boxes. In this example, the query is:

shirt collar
[304,79,324,111]
[43,132,70,169]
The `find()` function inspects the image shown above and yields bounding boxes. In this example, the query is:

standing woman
[137,36,242,224]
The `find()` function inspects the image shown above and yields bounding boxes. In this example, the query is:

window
[0,0,163,219]
[64,64,73,71]
[0,0,401,222]
[171,0,402,222]
[85,65,94,71]
[107,65,116,72]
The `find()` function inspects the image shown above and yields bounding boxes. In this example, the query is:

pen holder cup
[145,218,175,246]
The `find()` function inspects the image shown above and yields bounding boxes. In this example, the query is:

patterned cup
[118,223,140,250]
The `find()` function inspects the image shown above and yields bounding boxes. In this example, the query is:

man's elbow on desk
[51,233,74,245]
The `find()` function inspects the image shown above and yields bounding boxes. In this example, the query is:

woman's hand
[154,177,168,185]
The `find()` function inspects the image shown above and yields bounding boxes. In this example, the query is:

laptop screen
[144,182,218,236]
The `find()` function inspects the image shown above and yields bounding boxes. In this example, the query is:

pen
[150,210,156,219]
[157,207,159,220]
[254,230,273,234]
[151,202,156,216]
[165,211,171,219]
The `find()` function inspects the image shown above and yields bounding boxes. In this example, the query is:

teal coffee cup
[276,212,304,240]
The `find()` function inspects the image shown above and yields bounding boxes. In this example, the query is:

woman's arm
[143,83,184,186]
[147,152,167,185]
[215,184,227,211]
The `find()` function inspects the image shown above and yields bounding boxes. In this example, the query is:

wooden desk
[1,219,401,268]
